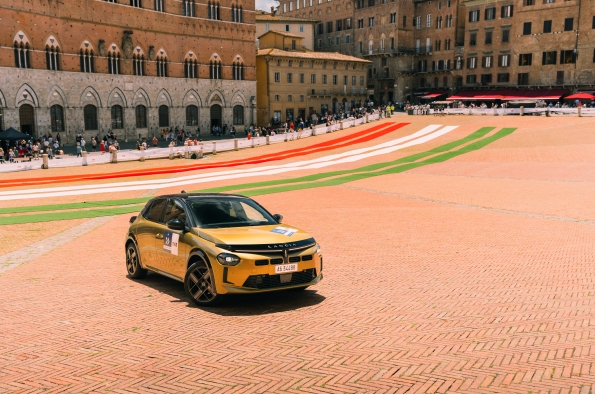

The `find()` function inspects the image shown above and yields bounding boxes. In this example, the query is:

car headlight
[217,253,241,266]
[316,244,321,253]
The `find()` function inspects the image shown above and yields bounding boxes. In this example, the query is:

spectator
[152,136,158,147]
[76,142,82,158]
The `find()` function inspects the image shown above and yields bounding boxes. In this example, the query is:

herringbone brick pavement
[1,115,595,393]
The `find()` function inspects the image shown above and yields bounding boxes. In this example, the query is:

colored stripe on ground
[0,198,150,215]
[0,206,142,226]
[1,122,407,189]
[199,127,496,194]
[237,128,516,197]
[0,127,515,226]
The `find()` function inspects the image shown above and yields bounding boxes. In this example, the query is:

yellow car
[125,193,323,306]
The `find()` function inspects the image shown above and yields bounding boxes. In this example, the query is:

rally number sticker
[270,227,298,237]
[164,231,179,255]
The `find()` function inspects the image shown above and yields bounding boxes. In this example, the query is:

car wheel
[126,242,147,279]
[185,261,225,306]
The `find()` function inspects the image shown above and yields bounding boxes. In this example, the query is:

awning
[447,89,568,101]
[420,92,448,99]
[501,89,568,101]
[565,92,595,100]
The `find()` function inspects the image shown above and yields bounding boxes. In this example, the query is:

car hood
[197,224,313,246]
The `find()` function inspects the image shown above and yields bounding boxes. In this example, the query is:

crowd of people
[1,104,391,163]
[0,133,65,163]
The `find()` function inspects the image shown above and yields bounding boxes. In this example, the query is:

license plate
[275,264,298,274]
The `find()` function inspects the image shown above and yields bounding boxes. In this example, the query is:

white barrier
[1,112,387,173]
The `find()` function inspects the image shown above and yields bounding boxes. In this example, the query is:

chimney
[271,6,276,16]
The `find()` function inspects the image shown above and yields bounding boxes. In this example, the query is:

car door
[136,198,168,272]
[153,198,192,280]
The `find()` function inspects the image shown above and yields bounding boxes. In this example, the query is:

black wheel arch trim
[187,248,218,295]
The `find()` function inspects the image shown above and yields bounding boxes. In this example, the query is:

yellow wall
[257,55,369,126]
[256,21,316,50]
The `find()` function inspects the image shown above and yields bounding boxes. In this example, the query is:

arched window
[46,45,60,71]
[108,45,121,75]
[182,0,195,16]
[135,105,147,128]
[233,60,244,80]
[232,4,242,22]
[154,0,164,11]
[156,55,168,77]
[14,43,31,69]
[133,52,144,76]
[80,49,94,73]
[50,105,64,132]
[111,105,124,129]
[186,105,199,126]
[184,58,198,78]
[0,108,4,131]
[210,61,222,79]
[208,1,220,20]
[84,105,98,130]
[233,105,244,125]
[159,105,169,127]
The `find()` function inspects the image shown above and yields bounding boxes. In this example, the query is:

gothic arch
[0,89,7,108]
[44,35,61,49]
[108,87,128,108]
[209,52,222,63]
[46,85,68,107]
[15,84,39,108]
[133,88,151,107]
[13,30,31,46]
[206,89,226,107]
[156,89,173,107]
[183,89,202,107]
[232,54,244,64]
[231,91,246,106]
[79,39,96,52]
[79,86,101,108]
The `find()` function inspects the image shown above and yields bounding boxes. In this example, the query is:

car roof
[151,193,248,200]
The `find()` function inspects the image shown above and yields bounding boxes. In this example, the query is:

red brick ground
[1,115,594,393]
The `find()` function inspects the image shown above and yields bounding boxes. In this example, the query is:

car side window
[164,199,187,224]
[145,199,167,223]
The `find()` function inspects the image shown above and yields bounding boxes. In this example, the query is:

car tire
[126,242,147,279]
[184,261,225,307]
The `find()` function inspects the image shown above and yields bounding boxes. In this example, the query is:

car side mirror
[129,216,137,224]
[273,214,283,223]
[167,219,186,231]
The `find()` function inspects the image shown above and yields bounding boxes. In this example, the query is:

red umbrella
[565,92,595,100]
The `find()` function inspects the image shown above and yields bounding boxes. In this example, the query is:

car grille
[254,255,313,266]
[217,238,316,253]
[242,268,317,289]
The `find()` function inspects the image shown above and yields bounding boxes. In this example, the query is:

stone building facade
[0,0,256,142]
[277,0,595,102]
[256,9,318,50]
[256,31,369,125]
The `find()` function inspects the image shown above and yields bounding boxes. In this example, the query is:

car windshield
[187,197,277,228]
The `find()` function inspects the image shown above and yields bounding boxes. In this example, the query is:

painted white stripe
[0,125,442,197]
[0,125,456,201]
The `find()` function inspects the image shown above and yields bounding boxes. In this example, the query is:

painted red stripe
[2,122,408,188]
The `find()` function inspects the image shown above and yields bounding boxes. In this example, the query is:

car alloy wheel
[185,261,223,306]
[126,242,147,279]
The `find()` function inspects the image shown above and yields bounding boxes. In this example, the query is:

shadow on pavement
[132,272,326,316]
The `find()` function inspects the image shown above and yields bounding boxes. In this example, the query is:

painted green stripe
[198,127,496,194]
[0,127,515,226]
[229,128,516,197]
[0,206,142,226]
[0,198,150,215]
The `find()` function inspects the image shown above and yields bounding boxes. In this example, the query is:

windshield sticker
[270,227,298,237]
[164,231,179,255]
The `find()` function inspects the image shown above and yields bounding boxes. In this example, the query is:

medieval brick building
[0,0,256,141]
